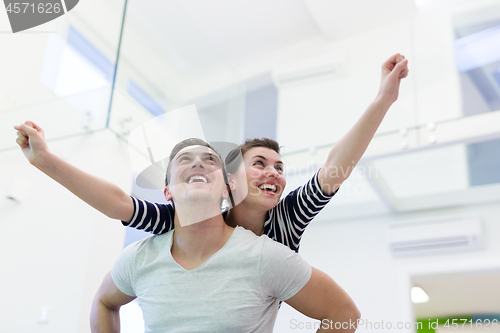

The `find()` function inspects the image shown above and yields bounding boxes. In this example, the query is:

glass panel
[454,4,500,117]
[279,127,499,221]
[283,165,382,206]
[365,2,500,137]
[373,144,470,198]
[108,0,246,164]
[412,2,500,128]
[372,137,500,199]
[0,0,125,150]
[0,95,108,151]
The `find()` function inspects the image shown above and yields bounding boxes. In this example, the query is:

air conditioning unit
[271,51,348,87]
[387,216,483,257]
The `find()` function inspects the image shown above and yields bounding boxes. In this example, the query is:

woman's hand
[377,53,409,105]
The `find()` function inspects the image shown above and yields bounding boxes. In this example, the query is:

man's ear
[164,186,173,201]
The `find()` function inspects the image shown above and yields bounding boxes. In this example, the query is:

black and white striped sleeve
[264,170,338,252]
[121,197,175,235]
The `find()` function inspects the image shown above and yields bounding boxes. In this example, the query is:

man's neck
[171,212,234,270]
[225,202,267,236]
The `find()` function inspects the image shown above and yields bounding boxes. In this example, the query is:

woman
[14,53,409,252]
[127,137,333,252]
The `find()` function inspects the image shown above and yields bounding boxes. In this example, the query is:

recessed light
[411,286,430,303]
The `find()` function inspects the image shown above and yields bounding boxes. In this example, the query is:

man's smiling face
[165,145,227,207]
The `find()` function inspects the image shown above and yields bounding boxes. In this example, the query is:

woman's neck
[225,202,267,236]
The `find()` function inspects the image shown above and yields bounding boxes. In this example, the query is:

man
[90,139,360,332]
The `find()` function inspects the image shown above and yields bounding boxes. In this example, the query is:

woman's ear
[164,187,173,201]
[227,173,236,191]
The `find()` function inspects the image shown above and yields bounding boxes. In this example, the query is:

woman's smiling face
[237,146,286,211]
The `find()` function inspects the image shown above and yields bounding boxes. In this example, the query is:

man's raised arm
[285,267,361,332]
[318,53,409,195]
[90,271,136,333]
[14,121,135,222]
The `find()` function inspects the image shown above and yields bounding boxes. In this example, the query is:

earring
[230,185,234,189]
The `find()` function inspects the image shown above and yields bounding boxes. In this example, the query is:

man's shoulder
[231,226,291,253]
[224,227,266,253]
[232,226,266,243]
[124,229,173,254]
[233,225,257,238]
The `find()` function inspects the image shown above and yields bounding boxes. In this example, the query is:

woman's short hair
[225,138,280,174]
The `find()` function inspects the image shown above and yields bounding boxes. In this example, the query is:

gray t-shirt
[111,226,312,333]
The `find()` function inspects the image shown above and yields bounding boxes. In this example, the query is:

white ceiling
[174,0,322,66]
[302,0,417,40]
[128,0,419,70]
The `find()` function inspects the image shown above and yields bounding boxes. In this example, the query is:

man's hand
[377,53,409,105]
[14,121,50,167]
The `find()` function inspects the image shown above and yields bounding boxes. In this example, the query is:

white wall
[0,130,131,333]
[276,11,455,152]
[273,201,500,333]
[274,0,500,154]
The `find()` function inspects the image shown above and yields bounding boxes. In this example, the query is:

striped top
[124,171,336,253]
